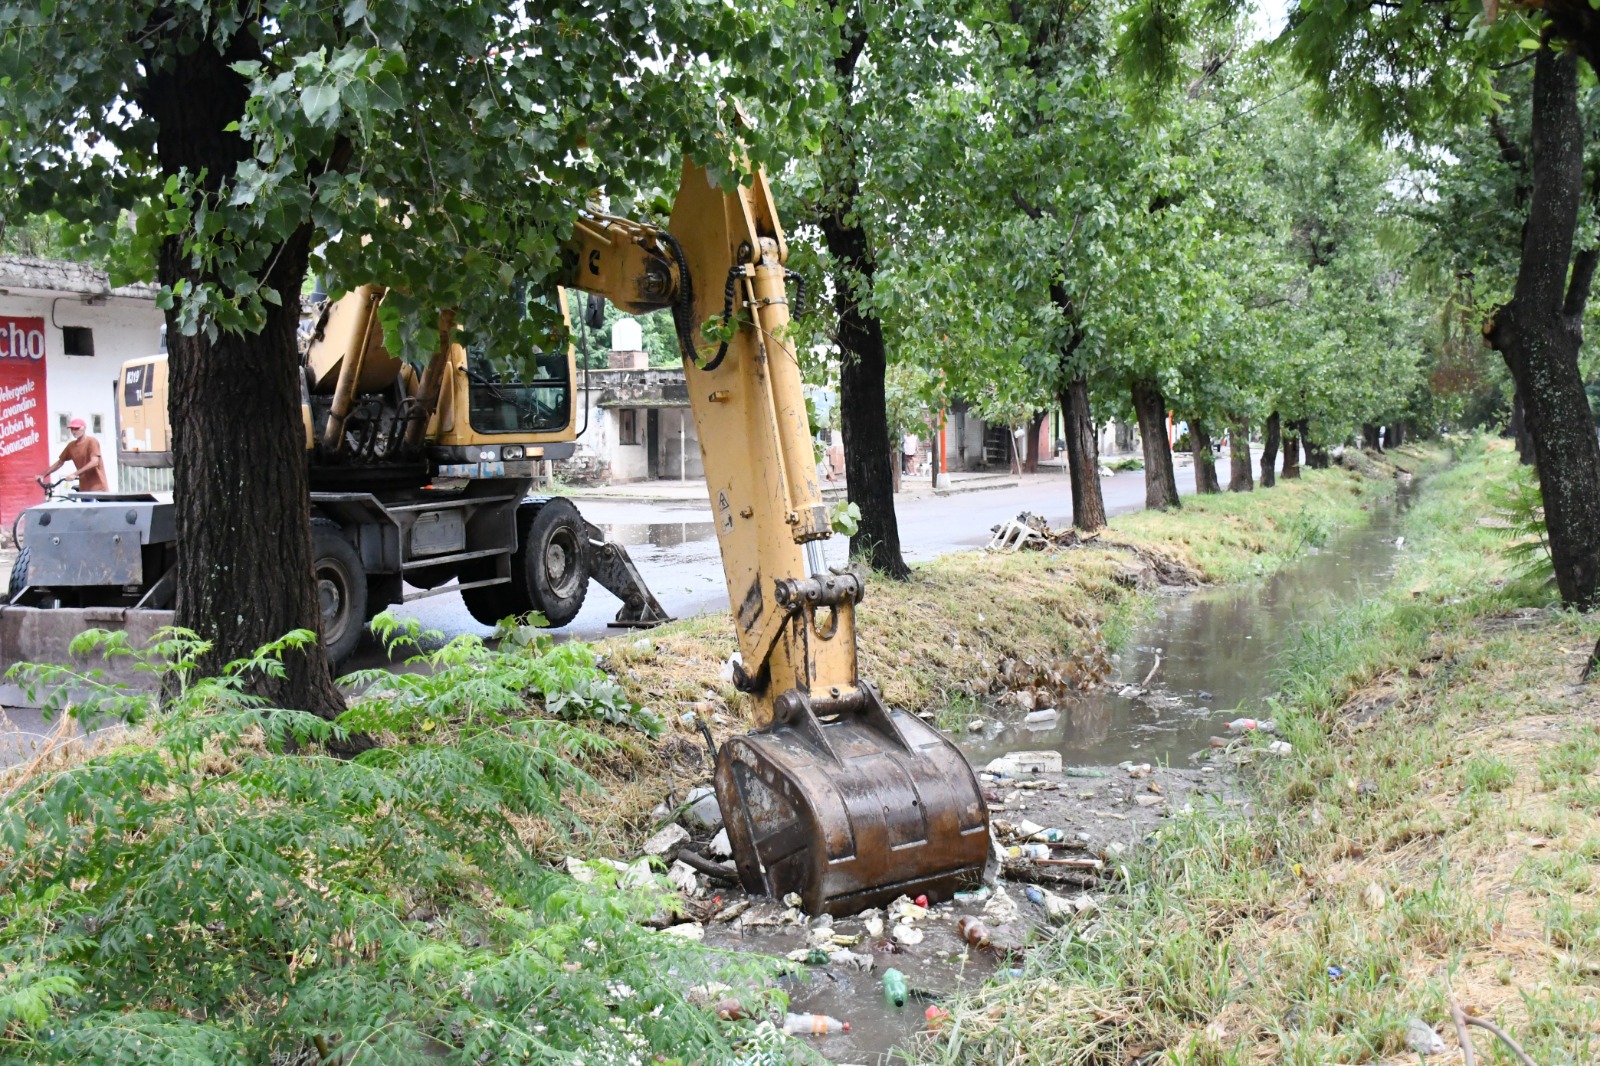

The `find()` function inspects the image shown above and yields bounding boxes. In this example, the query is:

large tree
[1285,0,1600,608]
[0,0,827,712]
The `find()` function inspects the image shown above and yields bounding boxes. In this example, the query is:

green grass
[917,438,1600,1066]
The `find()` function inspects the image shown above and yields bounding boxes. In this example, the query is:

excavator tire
[311,520,367,665]
[513,498,589,627]
[460,572,522,627]
[7,546,29,602]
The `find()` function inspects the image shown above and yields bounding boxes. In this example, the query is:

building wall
[0,292,163,506]
[559,366,702,484]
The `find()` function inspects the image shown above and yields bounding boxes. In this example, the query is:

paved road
[359,463,1197,659]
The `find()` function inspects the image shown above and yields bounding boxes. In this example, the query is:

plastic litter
[1403,1018,1445,1056]
[952,887,992,905]
[882,967,908,1007]
[1326,965,1345,980]
[983,750,1062,775]
[829,949,875,972]
[1267,739,1294,756]
[1023,708,1059,724]
[643,823,690,857]
[1024,886,1045,905]
[783,1012,848,1036]
[925,1005,950,1028]
[957,915,992,948]
[1063,767,1110,778]
[1006,843,1051,860]
[1225,717,1277,733]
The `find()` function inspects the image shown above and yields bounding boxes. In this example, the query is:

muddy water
[962,482,1416,770]
[724,484,1418,1064]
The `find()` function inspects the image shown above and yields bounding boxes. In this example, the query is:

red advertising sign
[0,316,50,536]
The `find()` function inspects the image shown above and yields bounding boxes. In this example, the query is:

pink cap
[67,417,86,430]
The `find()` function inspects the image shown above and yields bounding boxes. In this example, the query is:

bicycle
[12,476,77,550]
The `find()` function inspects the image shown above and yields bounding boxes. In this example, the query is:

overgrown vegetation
[920,439,1600,1065]
[0,626,777,1064]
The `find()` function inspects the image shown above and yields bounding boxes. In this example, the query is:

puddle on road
[962,482,1416,771]
[600,519,718,552]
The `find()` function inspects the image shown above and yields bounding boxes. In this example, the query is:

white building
[0,256,166,529]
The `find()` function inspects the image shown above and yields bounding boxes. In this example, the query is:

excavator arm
[561,163,990,915]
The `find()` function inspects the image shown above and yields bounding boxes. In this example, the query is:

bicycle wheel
[11,509,23,550]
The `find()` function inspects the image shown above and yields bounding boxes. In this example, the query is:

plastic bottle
[957,915,992,948]
[1017,843,1050,860]
[782,1013,849,1035]
[1225,717,1277,733]
[882,967,908,1007]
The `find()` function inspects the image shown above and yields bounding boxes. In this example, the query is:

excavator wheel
[512,499,589,627]
[311,521,367,665]
[7,547,29,603]
[460,570,522,627]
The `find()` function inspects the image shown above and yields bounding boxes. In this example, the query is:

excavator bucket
[714,683,991,917]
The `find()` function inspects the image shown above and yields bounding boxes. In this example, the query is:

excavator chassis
[714,683,990,917]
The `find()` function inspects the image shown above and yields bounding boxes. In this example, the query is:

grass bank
[920,438,1600,1065]
[589,449,1428,843]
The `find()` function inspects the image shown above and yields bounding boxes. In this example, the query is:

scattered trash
[1326,965,1345,980]
[1005,843,1052,860]
[924,1005,950,1028]
[967,719,986,732]
[1125,763,1153,778]
[1225,717,1278,733]
[956,915,992,948]
[782,1012,849,1036]
[643,823,690,857]
[882,967,909,1007]
[1134,794,1163,807]
[888,897,928,923]
[952,887,992,905]
[914,894,929,908]
[633,638,655,653]
[829,949,875,972]
[1013,819,1046,839]
[1063,767,1110,778]
[1024,886,1045,905]
[984,751,1062,775]
[1363,882,1387,910]
[685,785,724,831]
[1266,740,1294,757]
[892,923,924,946]
[708,828,733,858]
[1404,1018,1445,1056]
[662,922,704,940]
[985,513,1100,553]
[1023,708,1059,725]
[863,913,885,936]
[720,652,743,683]
[782,892,803,908]
[713,997,750,1021]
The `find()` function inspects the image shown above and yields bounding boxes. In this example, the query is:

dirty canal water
[692,484,1418,1065]
[964,481,1417,771]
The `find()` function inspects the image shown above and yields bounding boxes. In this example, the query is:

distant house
[559,320,703,485]
[0,256,166,528]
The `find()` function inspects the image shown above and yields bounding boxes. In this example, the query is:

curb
[931,479,1021,496]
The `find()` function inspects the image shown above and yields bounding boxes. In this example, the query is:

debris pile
[985,512,1101,553]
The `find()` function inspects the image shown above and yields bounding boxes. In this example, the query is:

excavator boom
[565,163,989,915]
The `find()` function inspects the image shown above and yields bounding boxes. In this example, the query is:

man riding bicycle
[39,417,108,494]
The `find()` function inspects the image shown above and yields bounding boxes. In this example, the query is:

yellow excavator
[2,160,991,916]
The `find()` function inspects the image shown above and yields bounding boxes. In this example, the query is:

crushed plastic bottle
[952,887,992,905]
[882,967,908,1007]
[957,915,992,948]
[1024,886,1045,905]
[783,1012,849,1036]
[1225,717,1277,734]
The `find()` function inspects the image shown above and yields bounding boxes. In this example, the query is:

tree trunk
[1191,419,1221,494]
[1300,419,1330,469]
[1259,411,1280,489]
[1509,389,1538,466]
[1023,410,1044,473]
[141,16,344,717]
[1058,374,1106,531]
[1114,420,1136,454]
[818,27,909,580]
[1385,422,1406,449]
[1131,378,1179,510]
[1361,423,1383,452]
[1483,42,1600,610]
[1228,422,1254,492]
[1282,421,1302,480]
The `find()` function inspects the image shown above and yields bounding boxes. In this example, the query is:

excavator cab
[562,161,990,915]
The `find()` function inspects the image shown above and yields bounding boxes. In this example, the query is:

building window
[62,326,95,357]
[618,408,643,445]
[58,414,71,442]
[91,414,103,435]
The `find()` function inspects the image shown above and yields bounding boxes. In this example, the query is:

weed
[1461,755,1516,794]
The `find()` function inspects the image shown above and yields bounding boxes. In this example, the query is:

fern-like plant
[1485,465,1556,592]
[0,627,776,1064]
